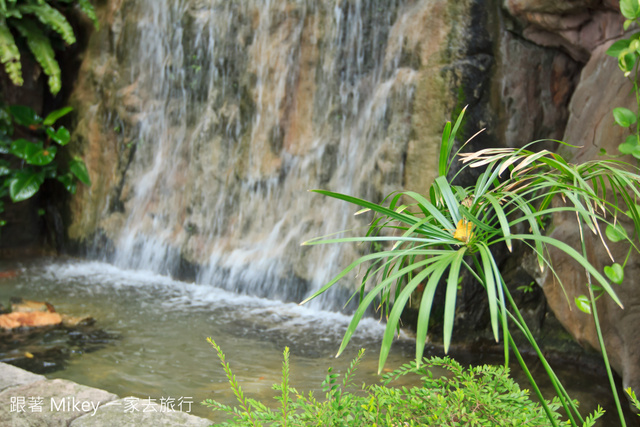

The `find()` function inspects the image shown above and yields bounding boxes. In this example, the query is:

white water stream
[82,0,415,309]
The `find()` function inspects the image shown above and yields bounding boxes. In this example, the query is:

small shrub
[202,338,574,427]
[0,104,91,226]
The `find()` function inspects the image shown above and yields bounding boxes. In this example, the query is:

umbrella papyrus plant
[302,108,640,426]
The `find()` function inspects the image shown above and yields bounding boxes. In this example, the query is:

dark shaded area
[0,321,120,374]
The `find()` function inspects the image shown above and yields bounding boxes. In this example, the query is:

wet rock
[0,270,21,280]
[61,314,96,328]
[0,298,118,375]
[0,312,63,329]
[10,297,56,313]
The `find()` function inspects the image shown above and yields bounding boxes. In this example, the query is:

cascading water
[78,0,426,310]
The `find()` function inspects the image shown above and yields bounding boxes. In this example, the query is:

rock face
[539,40,640,402]
[62,0,640,402]
[500,0,640,405]
[65,0,514,306]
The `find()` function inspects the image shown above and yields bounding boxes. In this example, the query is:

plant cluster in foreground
[202,338,586,427]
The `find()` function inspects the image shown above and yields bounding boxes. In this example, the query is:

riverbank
[0,362,211,426]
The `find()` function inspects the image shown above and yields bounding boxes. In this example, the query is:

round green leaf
[7,105,41,127]
[607,39,632,58]
[69,157,91,186]
[0,160,11,177]
[621,0,640,20]
[604,263,624,285]
[9,138,34,160]
[619,135,639,154]
[625,19,634,31]
[619,52,638,74]
[613,107,637,128]
[45,126,70,145]
[9,170,44,202]
[55,127,70,145]
[606,223,628,242]
[25,144,57,166]
[575,295,592,315]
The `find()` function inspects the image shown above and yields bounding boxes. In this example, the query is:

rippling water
[0,257,419,420]
[0,257,631,424]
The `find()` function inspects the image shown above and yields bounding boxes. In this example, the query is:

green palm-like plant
[302,107,640,426]
[0,0,98,95]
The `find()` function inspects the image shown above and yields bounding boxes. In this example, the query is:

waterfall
[77,0,426,310]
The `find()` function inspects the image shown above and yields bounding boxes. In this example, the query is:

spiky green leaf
[11,18,61,94]
[0,18,23,87]
[18,3,75,44]
[77,0,98,29]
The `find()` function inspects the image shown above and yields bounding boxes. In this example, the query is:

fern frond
[11,18,61,94]
[76,0,98,29]
[0,19,22,86]
[4,6,21,19]
[18,3,75,45]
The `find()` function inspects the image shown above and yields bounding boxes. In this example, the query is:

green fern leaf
[0,19,22,87]
[18,3,75,45]
[11,18,61,94]
[77,0,98,29]
[4,6,22,19]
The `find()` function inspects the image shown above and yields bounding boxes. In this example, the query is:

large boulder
[540,40,640,400]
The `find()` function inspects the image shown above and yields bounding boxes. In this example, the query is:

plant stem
[577,215,627,426]
[587,276,627,426]
[506,333,559,427]
[502,283,582,425]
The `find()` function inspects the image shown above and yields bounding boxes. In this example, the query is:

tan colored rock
[65,0,488,287]
[0,312,63,329]
[61,314,95,327]
[540,40,640,400]
[10,298,56,313]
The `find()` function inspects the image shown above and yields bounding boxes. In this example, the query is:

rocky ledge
[0,362,211,426]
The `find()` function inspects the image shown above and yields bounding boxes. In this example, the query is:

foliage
[626,387,640,414]
[606,0,640,159]
[0,0,98,94]
[301,106,640,426]
[203,338,574,427]
[0,103,90,225]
